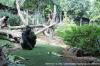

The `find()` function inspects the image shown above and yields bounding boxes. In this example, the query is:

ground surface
[0,36,67,66]
[11,42,66,66]
[37,34,67,48]
[0,35,100,66]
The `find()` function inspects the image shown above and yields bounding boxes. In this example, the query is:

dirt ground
[37,34,68,48]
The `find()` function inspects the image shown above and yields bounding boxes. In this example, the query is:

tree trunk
[16,0,27,25]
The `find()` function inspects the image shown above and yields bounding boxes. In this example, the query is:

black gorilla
[74,17,90,25]
[21,26,37,50]
[80,17,90,24]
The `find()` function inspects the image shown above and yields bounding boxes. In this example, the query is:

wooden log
[0,23,56,35]
[35,23,56,35]
[0,23,56,36]
[64,56,100,63]
[9,25,44,29]
[0,22,56,43]
[0,29,22,43]
[0,30,11,35]
[0,30,21,38]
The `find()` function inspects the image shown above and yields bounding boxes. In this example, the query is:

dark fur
[74,17,90,25]
[21,26,37,50]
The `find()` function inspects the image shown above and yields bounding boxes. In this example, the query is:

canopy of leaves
[23,0,54,11]
[0,0,15,7]
[58,0,90,18]
[90,0,100,20]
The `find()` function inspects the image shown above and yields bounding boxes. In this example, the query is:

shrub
[57,24,100,54]
[9,15,21,26]
[0,11,21,26]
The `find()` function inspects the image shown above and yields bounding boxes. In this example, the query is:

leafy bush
[0,11,21,26]
[0,0,15,7]
[57,24,100,54]
[0,39,25,66]
[9,15,21,26]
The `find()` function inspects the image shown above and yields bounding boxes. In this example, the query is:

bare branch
[16,0,27,25]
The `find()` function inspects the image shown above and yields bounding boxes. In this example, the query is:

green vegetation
[57,24,100,55]
[11,44,63,66]
[0,11,21,26]
[0,39,11,46]
[0,40,25,66]
[0,0,15,7]
[0,39,63,66]
[0,0,100,65]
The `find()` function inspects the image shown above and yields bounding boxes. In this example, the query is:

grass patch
[0,39,11,46]
[0,39,64,66]
[11,43,63,66]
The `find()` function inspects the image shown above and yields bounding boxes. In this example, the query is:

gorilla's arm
[31,32,37,40]
[22,32,33,49]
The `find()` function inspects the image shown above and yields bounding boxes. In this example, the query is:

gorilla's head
[5,16,9,18]
[25,25,31,33]
[4,16,9,21]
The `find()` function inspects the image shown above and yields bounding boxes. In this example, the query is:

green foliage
[0,40,12,47]
[95,0,100,12]
[23,0,38,10]
[8,55,25,66]
[0,39,63,66]
[44,5,52,16]
[89,0,100,24]
[55,0,100,24]
[56,22,77,38]
[0,11,21,26]
[0,40,25,66]
[57,24,100,53]
[31,12,45,24]
[23,0,54,17]
[56,23,68,38]
[58,0,90,17]
[9,15,21,26]
[0,35,7,40]
[23,0,53,10]
[0,0,15,7]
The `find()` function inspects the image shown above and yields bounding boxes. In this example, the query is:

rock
[68,47,84,57]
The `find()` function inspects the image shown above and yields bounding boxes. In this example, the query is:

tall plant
[57,24,100,54]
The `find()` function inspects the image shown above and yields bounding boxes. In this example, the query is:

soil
[37,34,67,48]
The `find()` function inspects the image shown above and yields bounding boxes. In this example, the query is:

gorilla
[80,17,90,24]
[74,17,90,25]
[21,26,37,50]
